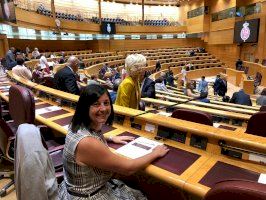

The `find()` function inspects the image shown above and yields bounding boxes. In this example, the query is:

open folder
[116,137,163,159]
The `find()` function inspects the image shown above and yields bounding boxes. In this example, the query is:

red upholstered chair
[245,111,266,137]
[8,85,64,171]
[204,180,266,200]
[171,108,213,126]
[0,118,15,197]
[9,85,35,128]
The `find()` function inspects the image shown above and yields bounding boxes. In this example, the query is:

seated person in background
[87,75,99,85]
[115,54,146,109]
[235,58,243,71]
[256,88,266,106]
[99,63,108,79]
[54,56,80,95]
[110,78,121,103]
[59,52,66,64]
[198,76,208,93]
[185,81,210,103]
[39,54,51,75]
[184,81,200,99]
[189,50,195,57]
[229,89,252,106]
[105,78,113,88]
[110,68,120,83]
[32,64,44,83]
[59,84,169,199]
[31,47,40,59]
[79,58,85,69]
[155,77,170,93]
[165,66,175,87]
[141,71,155,98]
[12,58,32,80]
[155,60,161,72]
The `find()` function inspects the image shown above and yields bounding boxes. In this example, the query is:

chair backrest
[204,180,266,200]
[15,123,58,199]
[171,108,213,126]
[245,111,266,137]
[9,85,35,127]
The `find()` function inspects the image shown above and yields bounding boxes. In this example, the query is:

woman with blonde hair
[115,54,146,109]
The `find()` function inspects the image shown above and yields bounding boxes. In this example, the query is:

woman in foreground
[59,84,169,199]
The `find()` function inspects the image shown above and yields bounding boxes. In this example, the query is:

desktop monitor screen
[101,22,116,34]
[234,18,260,43]
[0,0,16,23]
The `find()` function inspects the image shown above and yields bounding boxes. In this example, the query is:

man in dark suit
[54,56,80,95]
[235,58,243,71]
[230,89,252,106]
[213,75,227,97]
[141,71,155,98]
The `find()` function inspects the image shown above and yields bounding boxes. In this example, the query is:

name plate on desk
[190,134,208,150]
[221,148,242,159]
[114,114,125,125]
[131,122,142,130]
[157,126,186,143]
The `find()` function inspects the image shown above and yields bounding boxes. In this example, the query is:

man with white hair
[115,54,146,109]
[54,56,80,95]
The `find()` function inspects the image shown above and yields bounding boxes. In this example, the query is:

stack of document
[116,137,163,159]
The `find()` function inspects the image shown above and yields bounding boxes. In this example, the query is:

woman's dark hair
[71,84,114,133]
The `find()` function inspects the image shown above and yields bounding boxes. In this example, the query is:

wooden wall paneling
[0,34,9,57]
[207,0,236,14]
[210,18,236,32]
[208,29,235,44]
[7,38,205,53]
[186,15,204,33]
[205,44,240,68]
[7,39,101,52]
[203,15,210,33]
[116,25,187,34]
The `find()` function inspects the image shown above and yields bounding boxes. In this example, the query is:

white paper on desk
[258,173,266,184]
[213,123,220,128]
[63,125,69,130]
[116,137,162,159]
[157,111,172,117]
[36,106,61,115]
[249,154,266,164]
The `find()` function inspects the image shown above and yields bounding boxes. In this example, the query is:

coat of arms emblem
[107,23,111,33]
[240,22,250,42]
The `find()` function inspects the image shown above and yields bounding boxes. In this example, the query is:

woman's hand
[111,136,135,144]
[152,145,169,158]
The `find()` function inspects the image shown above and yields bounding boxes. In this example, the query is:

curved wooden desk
[3,72,266,199]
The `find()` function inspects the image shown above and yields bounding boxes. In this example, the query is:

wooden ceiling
[104,0,194,6]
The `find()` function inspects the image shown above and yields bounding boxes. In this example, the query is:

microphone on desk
[129,96,198,122]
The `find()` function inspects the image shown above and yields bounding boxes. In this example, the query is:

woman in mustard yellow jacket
[115,54,146,109]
